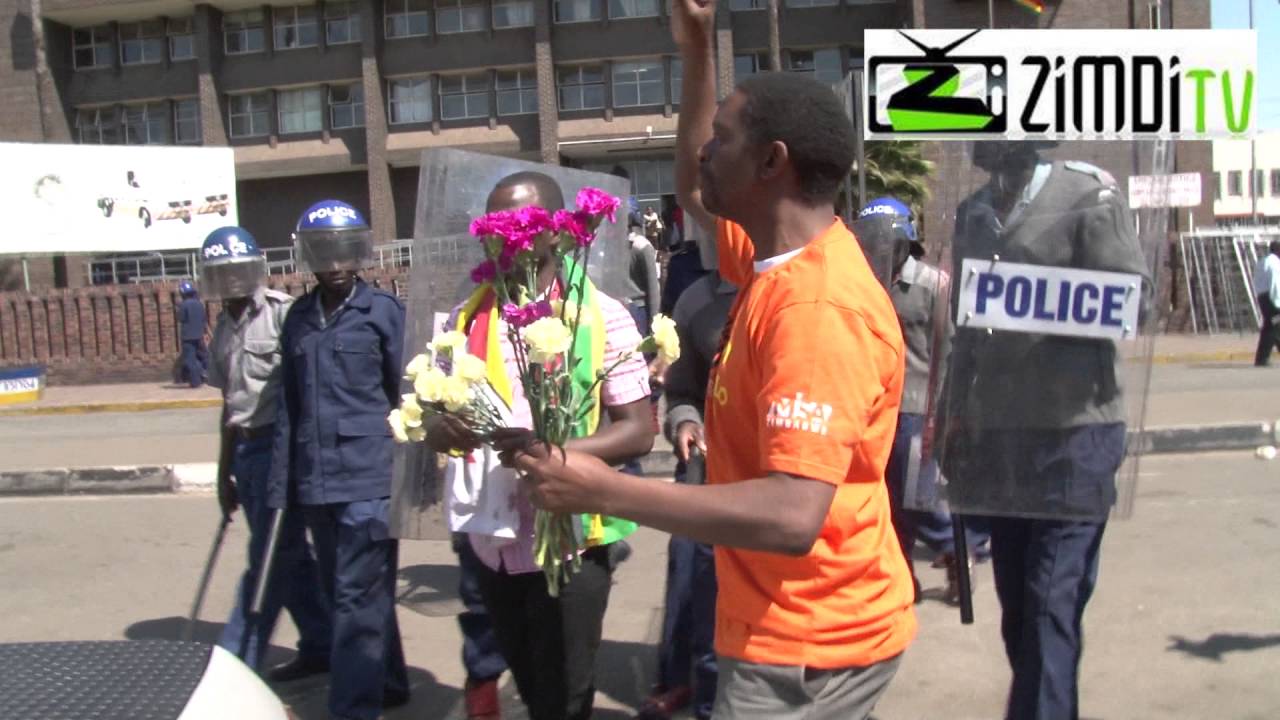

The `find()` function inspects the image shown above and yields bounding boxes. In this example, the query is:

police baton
[184,514,232,642]
[250,508,286,617]
[952,516,974,625]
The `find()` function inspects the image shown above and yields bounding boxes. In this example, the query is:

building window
[587,158,674,201]
[120,20,165,65]
[330,84,365,128]
[1253,169,1266,198]
[1212,171,1221,201]
[734,52,767,79]
[558,65,605,111]
[788,48,843,87]
[122,103,170,144]
[1227,170,1243,197]
[436,0,487,33]
[609,0,660,18]
[497,69,537,115]
[325,2,362,44]
[75,108,118,144]
[729,0,763,9]
[168,18,195,60]
[1271,170,1280,198]
[228,92,271,138]
[274,5,319,50]
[388,78,433,124]
[174,99,201,144]
[555,0,603,23]
[279,87,324,133]
[224,10,266,54]
[73,25,113,69]
[612,60,664,108]
[493,0,535,27]
[440,73,491,120]
[669,58,682,105]
[386,0,431,37]
[785,0,838,7]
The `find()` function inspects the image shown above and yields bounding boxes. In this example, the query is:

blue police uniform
[268,203,409,720]
[177,285,207,388]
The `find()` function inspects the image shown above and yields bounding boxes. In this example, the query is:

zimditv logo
[864,29,1257,140]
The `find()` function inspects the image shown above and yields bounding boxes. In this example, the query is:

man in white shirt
[1255,240,1280,367]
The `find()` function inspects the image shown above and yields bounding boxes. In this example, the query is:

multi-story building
[0,0,1212,290]
[1213,133,1280,225]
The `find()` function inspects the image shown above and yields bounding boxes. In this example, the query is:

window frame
[388,77,434,125]
[167,18,195,61]
[121,102,170,145]
[119,20,166,66]
[273,5,320,51]
[608,0,660,19]
[787,47,843,87]
[557,65,606,112]
[277,86,325,134]
[330,84,366,129]
[436,0,488,35]
[439,73,492,120]
[324,1,363,45]
[173,98,201,144]
[496,69,538,116]
[554,0,603,24]
[611,59,665,108]
[228,92,272,138]
[1227,170,1243,197]
[75,107,119,144]
[72,25,114,70]
[784,0,839,7]
[729,0,764,10]
[492,0,535,28]
[385,0,432,37]
[669,57,682,106]
[223,10,266,55]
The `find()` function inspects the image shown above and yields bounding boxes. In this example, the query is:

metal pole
[1233,235,1262,329]
[853,69,866,210]
[987,0,995,28]
[21,258,30,291]
[184,516,231,642]
[952,517,974,624]
[1212,238,1237,332]
[1250,0,1258,222]
[1179,235,1199,334]
[251,508,286,616]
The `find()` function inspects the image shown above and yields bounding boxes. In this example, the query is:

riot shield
[913,140,1171,522]
[850,213,904,289]
[391,148,634,540]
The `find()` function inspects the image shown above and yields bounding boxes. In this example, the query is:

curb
[0,398,221,417]
[4,422,1273,498]
[1148,350,1255,365]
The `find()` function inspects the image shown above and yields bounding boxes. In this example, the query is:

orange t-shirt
[704,217,916,669]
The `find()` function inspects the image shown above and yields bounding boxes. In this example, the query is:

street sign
[1129,172,1202,208]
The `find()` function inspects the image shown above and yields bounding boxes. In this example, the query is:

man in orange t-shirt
[499,0,915,716]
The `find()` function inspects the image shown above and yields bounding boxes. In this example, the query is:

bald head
[487,171,565,213]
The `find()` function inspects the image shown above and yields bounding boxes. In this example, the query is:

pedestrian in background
[1254,240,1280,367]
[177,280,207,388]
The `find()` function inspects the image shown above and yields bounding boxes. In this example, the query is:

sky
[1212,0,1278,130]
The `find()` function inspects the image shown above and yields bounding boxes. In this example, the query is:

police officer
[200,226,332,673]
[267,201,409,720]
[177,280,207,388]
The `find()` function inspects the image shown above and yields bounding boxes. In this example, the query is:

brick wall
[0,268,409,385]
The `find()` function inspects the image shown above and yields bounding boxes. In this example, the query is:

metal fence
[86,239,415,285]
[1178,227,1278,334]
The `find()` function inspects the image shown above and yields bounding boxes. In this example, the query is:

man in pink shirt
[426,171,654,720]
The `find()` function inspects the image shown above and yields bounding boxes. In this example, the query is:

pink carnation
[553,209,593,248]
[469,259,497,284]
[575,187,621,223]
[501,300,554,328]
[469,211,519,239]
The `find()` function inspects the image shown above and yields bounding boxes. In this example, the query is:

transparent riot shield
[391,148,634,540]
[850,213,904,289]
[912,140,1171,522]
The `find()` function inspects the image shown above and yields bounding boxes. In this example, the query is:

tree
[860,140,934,220]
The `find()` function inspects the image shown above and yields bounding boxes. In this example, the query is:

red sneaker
[465,677,501,720]
[635,685,692,720]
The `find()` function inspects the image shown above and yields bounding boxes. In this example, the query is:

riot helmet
[293,200,373,273]
[197,226,267,300]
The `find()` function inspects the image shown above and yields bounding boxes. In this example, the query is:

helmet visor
[198,256,267,300]
[294,229,374,272]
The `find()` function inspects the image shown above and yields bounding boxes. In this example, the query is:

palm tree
[859,140,934,219]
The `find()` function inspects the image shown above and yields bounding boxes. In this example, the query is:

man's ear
[758,140,789,182]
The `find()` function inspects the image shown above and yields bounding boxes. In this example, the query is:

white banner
[1129,172,1202,208]
[956,259,1142,340]
[0,142,237,255]
[865,29,1258,141]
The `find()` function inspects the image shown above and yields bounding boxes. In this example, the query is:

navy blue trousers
[453,533,507,682]
[304,498,409,720]
[656,527,718,719]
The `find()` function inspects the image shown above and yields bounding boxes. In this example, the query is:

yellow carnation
[406,426,427,442]
[400,394,424,428]
[413,366,448,403]
[440,375,475,413]
[387,408,410,443]
[452,353,488,385]
[650,313,681,364]
[431,330,467,353]
[550,298,579,321]
[523,317,573,364]
[403,353,432,381]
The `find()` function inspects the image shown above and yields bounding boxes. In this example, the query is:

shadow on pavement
[1166,633,1280,662]
[596,639,657,711]
[397,562,464,618]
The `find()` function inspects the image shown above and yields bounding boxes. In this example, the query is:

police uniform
[178,292,207,388]
[268,278,409,720]
[945,159,1148,720]
[210,286,332,671]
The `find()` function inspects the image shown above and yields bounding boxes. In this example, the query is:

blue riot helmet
[854,197,919,287]
[197,226,267,300]
[293,200,373,273]
[858,197,918,246]
[178,280,197,297]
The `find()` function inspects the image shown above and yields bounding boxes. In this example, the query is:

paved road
[0,452,1277,719]
[1,363,1277,473]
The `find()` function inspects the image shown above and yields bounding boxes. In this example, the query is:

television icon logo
[868,30,1007,136]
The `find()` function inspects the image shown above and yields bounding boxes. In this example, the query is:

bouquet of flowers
[389,187,680,595]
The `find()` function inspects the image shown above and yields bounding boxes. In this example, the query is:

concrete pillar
[534,0,559,164]
[359,0,396,242]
